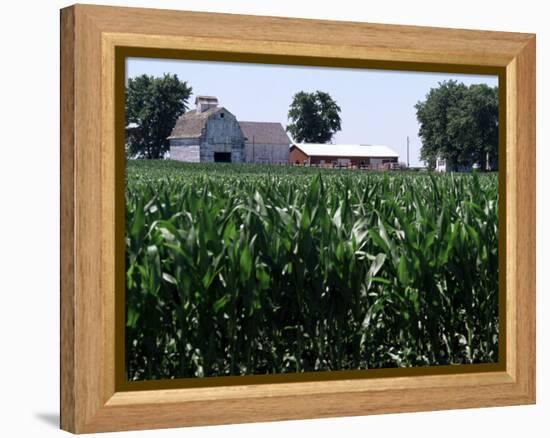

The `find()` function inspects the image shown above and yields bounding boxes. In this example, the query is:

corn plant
[125,160,499,381]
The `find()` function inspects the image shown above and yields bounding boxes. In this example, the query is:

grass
[125,160,499,381]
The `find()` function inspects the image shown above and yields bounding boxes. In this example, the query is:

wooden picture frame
[60,4,536,433]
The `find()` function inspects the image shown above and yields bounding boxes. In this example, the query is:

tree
[448,84,499,171]
[125,74,192,159]
[286,91,342,143]
[415,80,498,171]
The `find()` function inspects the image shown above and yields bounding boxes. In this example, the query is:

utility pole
[406,136,410,168]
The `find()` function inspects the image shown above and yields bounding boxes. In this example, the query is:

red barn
[289,143,399,168]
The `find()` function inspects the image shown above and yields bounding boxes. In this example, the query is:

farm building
[168,96,290,164]
[239,121,290,165]
[289,143,399,168]
[435,154,491,173]
[435,156,447,172]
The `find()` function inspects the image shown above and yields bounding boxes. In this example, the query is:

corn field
[125,160,499,381]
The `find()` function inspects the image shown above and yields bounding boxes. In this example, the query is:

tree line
[125,74,498,170]
[415,80,499,171]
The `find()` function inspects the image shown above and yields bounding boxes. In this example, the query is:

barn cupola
[195,95,219,113]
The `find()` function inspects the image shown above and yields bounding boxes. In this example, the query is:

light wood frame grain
[60,4,536,433]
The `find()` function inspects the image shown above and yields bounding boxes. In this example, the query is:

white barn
[239,121,290,165]
[168,96,290,164]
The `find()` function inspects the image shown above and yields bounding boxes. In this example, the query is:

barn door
[214,152,231,163]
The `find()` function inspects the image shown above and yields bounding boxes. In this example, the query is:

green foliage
[415,80,499,171]
[286,91,342,143]
[125,74,192,159]
[125,160,499,381]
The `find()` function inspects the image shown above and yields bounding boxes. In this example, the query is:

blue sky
[127,58,498,167]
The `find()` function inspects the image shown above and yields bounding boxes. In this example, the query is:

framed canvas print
[60,4,536,433]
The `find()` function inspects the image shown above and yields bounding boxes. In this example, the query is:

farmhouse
[289,143,399,168]
[168,96,290,164]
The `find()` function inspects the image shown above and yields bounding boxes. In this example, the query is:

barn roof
[239,121,291,145]
[291,143,399,158]
[168,107,230,139]
[195,95,218,102]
